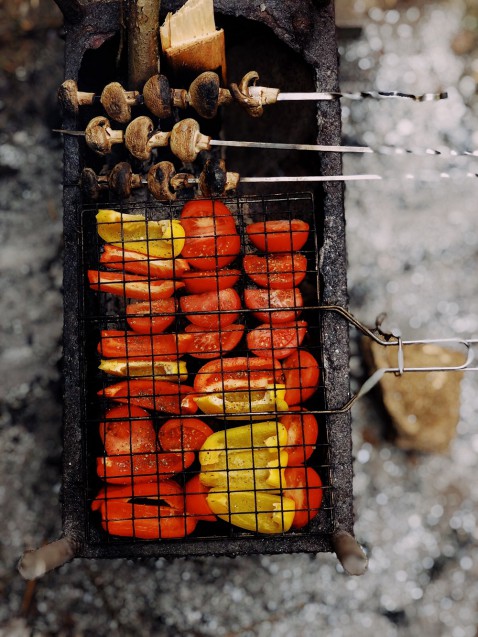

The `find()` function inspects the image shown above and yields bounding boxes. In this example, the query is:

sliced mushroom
[188,72,232,119]
[58,79,96,115]
[169,118,211,163]
[108,162,143,198]
[85,116,124,155]
[124,116,170,161]
[143,75,174,119]
[100,82,141,124]
[147,161,178,200]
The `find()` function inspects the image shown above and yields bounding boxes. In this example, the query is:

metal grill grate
[77,193,340,555]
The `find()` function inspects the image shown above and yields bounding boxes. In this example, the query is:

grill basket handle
[17,536,78,580]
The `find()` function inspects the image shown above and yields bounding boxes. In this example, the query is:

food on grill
[283,466,323,529]
[92,479,198,539]
[281,350,320,405]
[244,287,303,324]
[98,330,192,359]
[193,386,288,420]
[88,270,185,300]
[96,210,185,258]
[206,490,296,534]
[184,323,244,359]
[124,116,171,161]
[126,298,178,334]
[179,199,240,269]
[85,116,124,155]
[98,358,188,380]
[184,475,217,522]
[100,82,140,124]
[193,357,284,394]
[180,287,241,329]
[100,405,156,455]
[97,450,195,484]
[246,321,308,359]
[99,379,198,414]
[280,409,319,464]
[246,219,310,252]
[158,417,214,452]
[100,244,190,278]
[179,268,241,293]
[243,253,307,289]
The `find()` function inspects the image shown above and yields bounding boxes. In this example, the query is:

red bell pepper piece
[88,270,185,300]
[92,479,198,538]
[99,379,199,415]
[98,330,193,360]
[100,244,191,279]
[96,450,195,484]
[184,474,217,522]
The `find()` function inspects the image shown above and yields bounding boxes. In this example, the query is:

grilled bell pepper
[98,330,192,360]
[206,490,295,534]
[98,358,188,380]
[92,479,197,539]
[99,379,198,415]
[100,244,190,278]
[194,385,288,420]
[97,450,195,484]
[96,209,185,258]
[88,270,185,300]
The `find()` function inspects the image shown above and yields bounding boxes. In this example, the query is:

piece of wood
[160,0,226,84]
[128,0,161,91]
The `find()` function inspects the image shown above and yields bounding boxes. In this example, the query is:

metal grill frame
[61,0,355,560]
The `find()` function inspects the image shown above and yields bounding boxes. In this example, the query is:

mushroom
[143,74,174,119]
[80,167,108,201]
[85,116,124,155]
[169,118,211,163]
[229,70,265,118]
[100,82,141,124]
[198,158,239,196]
[58,79,95,115]
[147,161,178,200]
[188,72,232,119]
[124,116,170,161]
[108,162,143,198]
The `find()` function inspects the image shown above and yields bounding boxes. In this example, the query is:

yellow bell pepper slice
[194,385,288,420]
[96,209,185,258]
[98,358,188,380]
[199,449,288,491]
[206,490,296,533]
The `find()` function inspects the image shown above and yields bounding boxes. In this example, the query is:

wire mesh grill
[78,192,338,554]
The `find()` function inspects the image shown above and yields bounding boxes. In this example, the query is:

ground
[1,1,478,636]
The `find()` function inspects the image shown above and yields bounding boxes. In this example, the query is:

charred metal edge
[60,0,356,561]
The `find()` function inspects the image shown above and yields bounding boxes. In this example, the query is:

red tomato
[246,219,310,252]
[98,330,193,360]
[246,321,308,359]
[244,288,303,324]
[158,417,214,452]
[126,298,177,334]
[194,357,284,394]
[100,244,190,278]
[280,408,318,464]
[243,254,307,289]
[96,450,196,484]
[185,475,217,522]
[180,200,240,270]
[283,466,323,528]
[100,405,156,455]
[99,379,198,415]
[180,269,241,294]
[88,270,185,300]
[282,350,320,405]
[180,288,241,329]
[185,323,244,359]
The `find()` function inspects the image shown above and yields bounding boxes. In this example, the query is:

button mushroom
[169,118,211,163]
[108,162,143,198]
[85,116,124,155]
[188,72,232,119]
[147,161,178,200]
[143,75,175,119]
[58,79,95,115]
[124,116,170,161]
[100,82,141,124]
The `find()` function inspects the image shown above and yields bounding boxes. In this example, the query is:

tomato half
[243,254,307,289]
[180,288,241,329]
[280,408,319,464]
[180,269,241,294]
[283,465,323,528]
[100,405,157,455]
[194,356,284,394]
[98,330,193,360]
[185,323,244,359]
[246,321,308,359]
[100,244,190,279]
[126,298,177,334]
[88,270,185,300]
[158,417,214,452]
[180,199,240,270]
[184,475,217,522]
[246,219,310,253]
[244,287,303,325]
[282,350,320,405]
